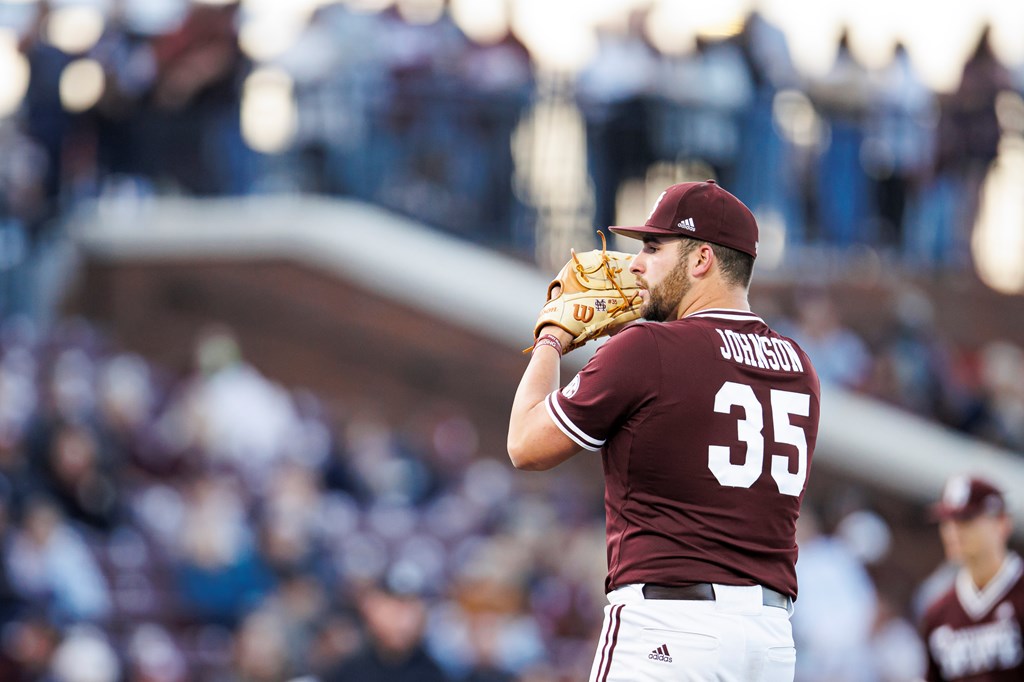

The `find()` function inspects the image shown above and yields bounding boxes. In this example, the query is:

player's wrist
[533,333,565,356]
[537,326,572,349]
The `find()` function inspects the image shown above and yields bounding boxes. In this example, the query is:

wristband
[534,333,564,356]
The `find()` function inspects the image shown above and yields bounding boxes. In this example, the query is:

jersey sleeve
[546,324,656,451]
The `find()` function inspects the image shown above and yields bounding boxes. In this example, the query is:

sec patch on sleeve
[562,374,581,399]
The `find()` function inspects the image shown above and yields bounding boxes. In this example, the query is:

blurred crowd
[0,317,614,681]
[576,13,1016,266]
[0,2,1021,263]
[768,287,1024,455]
[0,0,535,253]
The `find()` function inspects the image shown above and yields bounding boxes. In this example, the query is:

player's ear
[691,243,715,277]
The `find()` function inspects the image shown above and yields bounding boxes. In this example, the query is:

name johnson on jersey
[715,328,805,373]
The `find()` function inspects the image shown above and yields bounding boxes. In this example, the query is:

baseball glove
[530,232,642,354]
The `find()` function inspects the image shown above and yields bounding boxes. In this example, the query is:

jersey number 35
[710,381,811,497]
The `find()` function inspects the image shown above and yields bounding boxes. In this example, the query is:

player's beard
[642,257,691,322]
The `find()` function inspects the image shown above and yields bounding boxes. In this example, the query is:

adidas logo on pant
[649,644,673,663]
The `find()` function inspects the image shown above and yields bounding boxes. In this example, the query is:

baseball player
[508,180,821,681]
[921,475,1024,681]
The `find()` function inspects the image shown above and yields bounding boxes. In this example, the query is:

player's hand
[528,232,642,354]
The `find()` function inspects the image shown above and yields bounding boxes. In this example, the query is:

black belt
[642,583,791,610]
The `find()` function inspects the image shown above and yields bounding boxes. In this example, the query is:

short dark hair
[712,243,754,289]
[679,238,754,289]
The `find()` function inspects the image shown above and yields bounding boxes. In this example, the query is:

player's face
[939,513,1010,564]
[631,237,692,322]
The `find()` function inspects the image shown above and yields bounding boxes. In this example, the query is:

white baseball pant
[588,583,796,682]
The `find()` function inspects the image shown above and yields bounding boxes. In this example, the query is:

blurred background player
[920,475,1024,681]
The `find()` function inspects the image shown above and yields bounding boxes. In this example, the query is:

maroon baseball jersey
[921,553,1024,681]
[546,309,820,597]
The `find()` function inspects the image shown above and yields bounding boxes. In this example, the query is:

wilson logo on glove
[572,305,595,323]
[527,231,642,355]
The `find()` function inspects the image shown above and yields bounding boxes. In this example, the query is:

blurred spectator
[30,346,99,431]
[226,607,295,682]
[0,489,25,625]
[18,2,77,235]
[451,30,533,249]
[654,32,753,187]
[975,340,1024,450]
[792,507,879,682]
[341,415,441,506]
[259,570,330,673]
[869,596,927,682]
[920,25,1013,265]
[458,615,518,682]
[291,4,393,198]
[808,30,875,246]
[427,531,547,680]
[0,126,47,304]
[833,509,926,681]
[576,13,658,233]
[0,423,38,521]
[306,610,363,679]
[125,622,189,682]
[864,288,983,434]
[137,2,252,195]
[173,476,275,627]
[428,590,544,681]
[863,41,937,250]
[42,422,120,531]
[324,575,448,682]
[259,462,327,574]
[730,11,804,237]
[782,293,872,389]
[95,353,157,452]
[48,624,121,682]
[0,615,62,681]
[5,496,111,623]
[157,325,301,488]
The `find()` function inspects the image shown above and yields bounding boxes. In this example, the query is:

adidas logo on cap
[609,180,759,258]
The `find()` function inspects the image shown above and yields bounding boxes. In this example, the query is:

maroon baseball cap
[609,180,759,258]
[930,475,1006,522]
